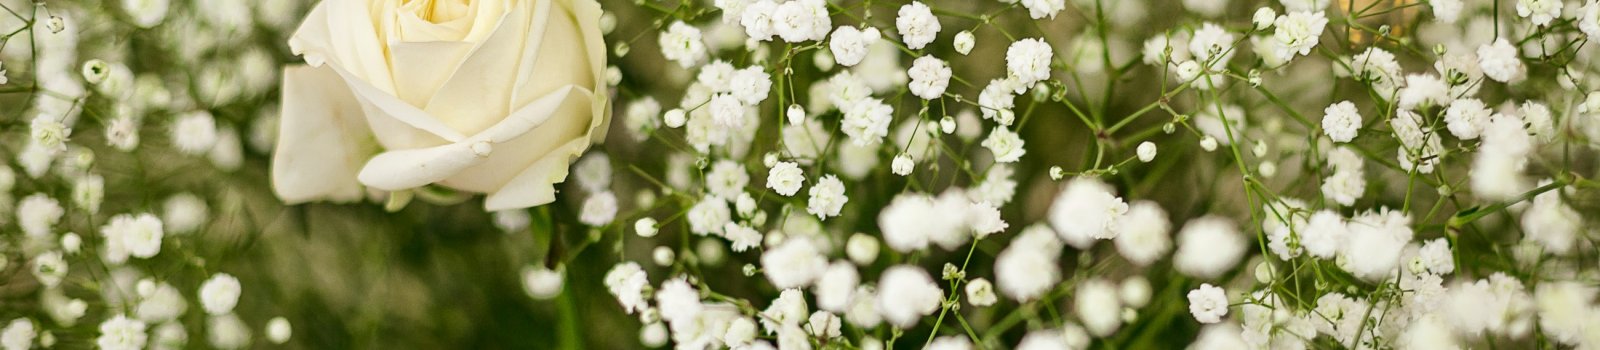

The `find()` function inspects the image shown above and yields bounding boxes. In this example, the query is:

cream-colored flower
[276,0,610,210]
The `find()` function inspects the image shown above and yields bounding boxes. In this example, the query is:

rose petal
[271,65,374,204]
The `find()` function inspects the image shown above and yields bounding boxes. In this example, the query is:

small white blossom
[660,22,707,67]
[171,111,218,155]
[876,266,942,328]
[982,127,1027,163]
[953,31,975,55]
[1136,142,1157,162]
[1022,0,1066,19]
[1188,284,1228,323]
[96,315,147,350]
[830,26,879,67]
[1516,0,1563,26]
[1321,101,1362,143]
[807,175,847,219]
[1477,39,1524,83]
[1006,38,1054,86]
[896,2,941,50]
[766,161,805,196]
[199,273,241,315]
[907,56,951,100]
[841,98,893,146]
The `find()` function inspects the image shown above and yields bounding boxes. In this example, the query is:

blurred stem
[556,283,583,350]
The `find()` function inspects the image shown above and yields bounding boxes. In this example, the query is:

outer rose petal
[272,65,375,204]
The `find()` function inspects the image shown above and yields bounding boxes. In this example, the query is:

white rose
[276,0,611,210]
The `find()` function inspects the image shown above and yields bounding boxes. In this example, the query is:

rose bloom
[275,0,610,210]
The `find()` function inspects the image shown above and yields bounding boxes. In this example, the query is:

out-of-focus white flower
[161,193,208,235]
[806,175,847,219]
[770,0,829,42]
[1077,279,1123,337]
[997,225,1062,301]
[199,273,241,315]
[908,56,951,100]
[1114,201,1171,266]
[729,66,771,105]
[762,238,827,289]
[1048,177,1128,247]
[876,265,942,328]
[1016,328,1071,350]
[1,319,34,350]
[1006,38,1054,86]
[206,314,251,349]
[927,336,972,350]
[1431,0,1463,22]
[31,252,67,288]
[171,111,218,155]
[122,0,170,27]
[522,265,565,300]
[661,22,707,67]
[1516,0,1563,26]
[896,2,940,50]
[18,193,64,238]
[1522,187,1582,255]
[1348,47,1402,94]
[879,190,972,252]
[97,315,147,350]
[1477,39,1524,83]
[102,213,166,261]
[1252,8,1277,30]
[813,262,859,312]
[1174,216,1246,279]
[1188,283,1228,323]
[265,317,292,344]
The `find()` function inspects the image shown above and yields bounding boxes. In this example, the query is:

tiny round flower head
[807,311,842,339]
[1016,328,1070,350]
[813,261,859,312]
[31,252,67,288]
[122,0,171,28]
[806,174,847,219]
[729,66,772,105]
[965,278,998,307]
[206,313,251,349]
[1048,177,1128,247]
[1198,136,1218,151]
[604,262,649,314]
[876,265,942,328]
[895,2,940,50]
[1321,100,1362,143]
[770,0,829,43]
[102,213,165,260]
[891,154,914,176]
[578,191,618,226]
[927,336,972,350]
[1516,0,1563,26]
[1021,0,1065,19]
[1,319,35,350]
[655,277,702,323]
[29,115,70,151]
[17,193,64,238]
[766,161,805,196]
[953,30,975,55]
[1444,98,1490,140]
[1187,283,1228,323]
[1252,7,1277,30]
[709,93,747,129]
[705,160,750,200]
[907,55,951,100]
[1476,38,1524,83]
[1582,1,1600,40]
[634,217,659,237]
[60,233,82,254]
[997,226,1063,301]
[1431,0,1463,22]
[1174,216,1246,279]
[265,317,291,344]
[841,98,894,146]
[639,322,667,347]
[171,111,218,155]
[1006,38,1054,86]
[688,195,731,236]
[659,21,706,67]
[1076,279,1122,337]
[982,127,1027,163]
[785,104,805,125]
[1272,11,1328,59]
[846,233,880,265]
[663,108,687,128]
[521,265,565,300]
[762,238,827,289]
[1136,142,1157,162]
[1114,201,1171,266]
[1121,276,1153,308]
[96,314,147,350]
[199,273,241,315]
[162,193,209,234]
[830,25,878,66]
